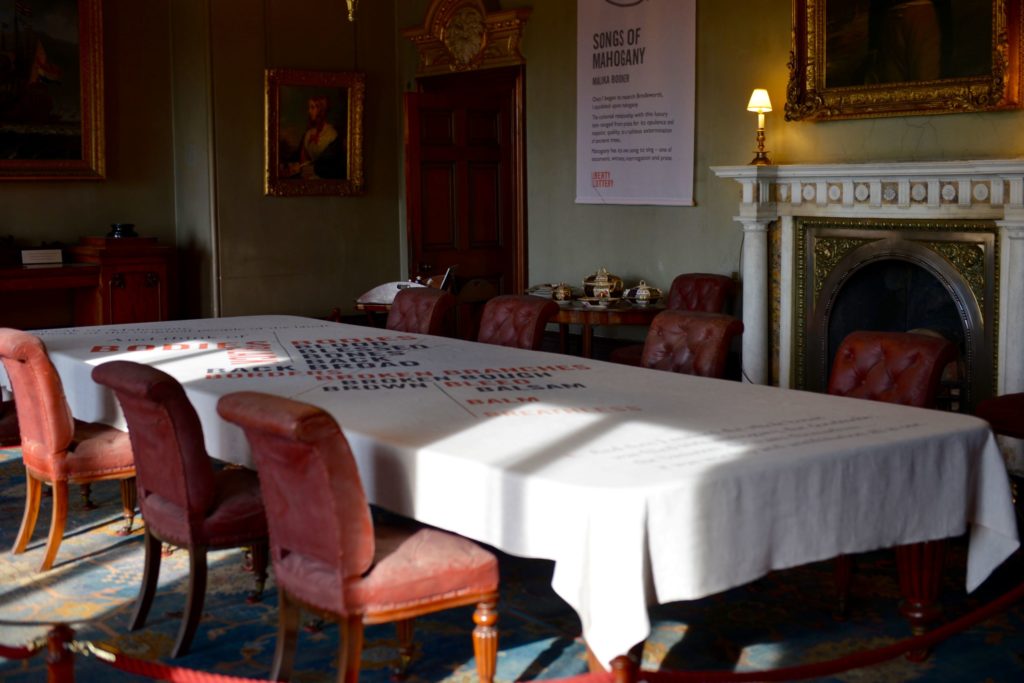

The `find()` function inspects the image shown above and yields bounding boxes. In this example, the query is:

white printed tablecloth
[19,315,1020,666]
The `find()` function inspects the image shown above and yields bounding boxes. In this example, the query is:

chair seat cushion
[65,422,135,480]
[976,393,1024,439]
[142,467,267,548]
[277,525,498,618]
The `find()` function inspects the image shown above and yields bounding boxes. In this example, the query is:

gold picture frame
[0,0,105,180]
[264,68,365,197]
[785,0,1022,121]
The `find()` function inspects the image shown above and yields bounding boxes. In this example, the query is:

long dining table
[16,315,1020,668]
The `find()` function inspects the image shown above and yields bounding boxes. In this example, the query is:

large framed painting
[264,68,365,197]
[786,0,1022,120]
[0,0,104,179]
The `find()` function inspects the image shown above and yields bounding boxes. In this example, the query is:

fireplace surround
[712,160,1024,409]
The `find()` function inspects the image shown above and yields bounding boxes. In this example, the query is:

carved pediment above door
[402,0,531,75]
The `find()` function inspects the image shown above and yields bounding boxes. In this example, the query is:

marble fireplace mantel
[712,159,1024,397]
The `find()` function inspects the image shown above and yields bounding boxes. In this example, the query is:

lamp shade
[746,88,773,113]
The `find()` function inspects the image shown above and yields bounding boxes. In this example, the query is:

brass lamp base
[749,127,771,165]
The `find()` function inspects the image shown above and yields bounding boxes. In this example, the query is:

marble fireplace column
[997,220,1024,396]
[736,216,772,385]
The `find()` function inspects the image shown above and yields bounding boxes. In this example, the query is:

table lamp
[747,88,772,166]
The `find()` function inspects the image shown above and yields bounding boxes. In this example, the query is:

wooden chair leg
[12,469,42,554]
[472,600,498,683]
[337,615,364,683]
[247,541,268,604]
[172,546,208,658]
[395,619,415,677]
[79,483,96,511]
[271,588,301,682]
[38,480,68,572]
[131,528,163,631]
[115,478,137,536]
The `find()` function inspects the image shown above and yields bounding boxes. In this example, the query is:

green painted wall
[4,0,1023,326]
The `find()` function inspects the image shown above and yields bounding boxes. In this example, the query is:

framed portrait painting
[0,0,105,179]
[264,68,365,197]
[786,0,1022,120]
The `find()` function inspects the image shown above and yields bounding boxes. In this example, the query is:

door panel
[421,163,456,248]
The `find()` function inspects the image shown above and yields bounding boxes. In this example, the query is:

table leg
[581,324,593,358]
[895,539,946,661]
[559,323,570,354]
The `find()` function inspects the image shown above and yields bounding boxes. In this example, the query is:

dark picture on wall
[264,68,365,197]
[0,0,104,179]
[786,0,1022,120]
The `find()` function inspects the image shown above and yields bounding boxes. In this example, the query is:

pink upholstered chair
[827,330,958,613]
[610,273,736,366]
[639,311,744,378]
[0,328,136,572]
[477,294,559,350]
[91,360,268,658]
[386,286,457,336]
[217,391,500,683]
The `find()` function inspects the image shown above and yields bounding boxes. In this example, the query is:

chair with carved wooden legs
[609,273,736,367]
[477,294,559,350]
[386,286,457,336]
[218,391,500,683]
[91,360,268,658]
[638,310,744,378]
[827,330,958,615]
[0,328,137,572]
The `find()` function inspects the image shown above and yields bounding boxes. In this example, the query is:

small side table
[552,302,664,358]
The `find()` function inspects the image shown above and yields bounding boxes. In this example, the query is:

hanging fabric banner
[576,0,696,206]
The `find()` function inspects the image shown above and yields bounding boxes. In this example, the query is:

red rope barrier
[630,577,1024,682]
[2,575,1020,683]
[0,641,42,659]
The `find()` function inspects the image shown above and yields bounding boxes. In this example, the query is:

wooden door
[404,68,526,310]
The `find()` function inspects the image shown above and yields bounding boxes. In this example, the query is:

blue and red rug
[1,446,1023,681]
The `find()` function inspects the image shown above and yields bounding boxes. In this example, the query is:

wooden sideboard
[0,237,175,330]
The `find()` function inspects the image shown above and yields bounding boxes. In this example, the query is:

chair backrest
[640,311,744,378]
[91,360,217,540]
[827,330,958,407]
[386,287,457,336]
[0,328,75,478]
[477,295,559,350]
[216,392,374,604]
[666,273,736,313]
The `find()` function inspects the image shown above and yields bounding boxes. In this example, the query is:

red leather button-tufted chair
[91,360,268,658]
[610,273,736,366]
[976,393,1024,439]
[827,330,957,614]
[827,330,957,407]
[640,311,744,378]
[477,294,559,350]
[386,286,457,336]
[217,391,500,683]
[0,328,136,572]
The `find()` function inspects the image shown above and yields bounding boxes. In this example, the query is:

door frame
[405,66,528,296]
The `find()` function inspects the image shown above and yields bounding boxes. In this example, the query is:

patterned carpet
[1,445,1023,682]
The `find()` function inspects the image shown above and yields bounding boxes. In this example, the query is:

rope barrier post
[46,624,75,683]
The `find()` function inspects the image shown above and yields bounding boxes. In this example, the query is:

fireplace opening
[826,259,966,410]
